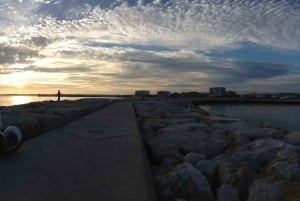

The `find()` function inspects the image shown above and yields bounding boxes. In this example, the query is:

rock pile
[134,100,300,201]
[0,98,114,141]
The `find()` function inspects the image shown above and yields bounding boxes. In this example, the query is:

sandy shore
[0,98,116,141]
[134,99,300,201]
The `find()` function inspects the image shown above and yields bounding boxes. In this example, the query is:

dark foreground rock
[134,100,300,201]
[1,98,115,140]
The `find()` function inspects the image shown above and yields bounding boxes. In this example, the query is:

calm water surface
[0,96,89,107]
[200,104,300,131]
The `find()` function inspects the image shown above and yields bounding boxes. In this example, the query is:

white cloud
[2,0,300,51]
[0,0,300,93]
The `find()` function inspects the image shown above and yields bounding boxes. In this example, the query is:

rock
[148,128,232,161]
[268,161,300,182]
[215,152,260,200]
[247,178,284,201]
[145,118,197,132]
[229,132,250,146]
[205,115,242,123]
[275,144,300,161]
[157,122,211,135]
[284,132,300,146]
[195,160,218,187]
[184,153,206,165]
[213,121,269,140]
[262,127,284,138]
[161,157,181,167]
[250,138,284,152]
[172,163,215,201]
[217,184,239,201]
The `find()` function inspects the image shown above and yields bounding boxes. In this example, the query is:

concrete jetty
[0,101,157,201]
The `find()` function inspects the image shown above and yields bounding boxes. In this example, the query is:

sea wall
[134,99,300,201]
[1,98,115,140]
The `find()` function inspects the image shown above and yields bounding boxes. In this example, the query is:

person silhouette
[57,90,61,102]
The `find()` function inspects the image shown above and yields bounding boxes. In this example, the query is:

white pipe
[4,126,22,145]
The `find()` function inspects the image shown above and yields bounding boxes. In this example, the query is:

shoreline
[133,99,300,201]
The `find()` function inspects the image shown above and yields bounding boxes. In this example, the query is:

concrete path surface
[0,101,157,201]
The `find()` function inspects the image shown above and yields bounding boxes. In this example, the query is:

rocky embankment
[0,98,115,141]
[134,100,300,201]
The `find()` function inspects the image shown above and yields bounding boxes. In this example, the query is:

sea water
[0,95,83,107]
[200,104,300,131]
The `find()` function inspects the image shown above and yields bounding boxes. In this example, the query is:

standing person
[57,90,61,102]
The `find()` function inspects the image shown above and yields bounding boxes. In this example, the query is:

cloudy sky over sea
[0,0,299,94]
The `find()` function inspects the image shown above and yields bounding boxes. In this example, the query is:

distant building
[209,87,226,97]
[135,90,150,97]
[157,91,170,98]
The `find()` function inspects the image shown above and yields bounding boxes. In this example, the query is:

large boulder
[212,121,274,140]
[284,132,300,146]
[170,163,215,201]
[268,161,300,182]
[217,184,239,201]
[195,160,218,187]
[184,152,206,165]
[247,178,284,201]
[148,127,232,162]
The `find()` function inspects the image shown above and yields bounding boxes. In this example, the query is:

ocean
[0,95,91,107]
[200,104,300,131]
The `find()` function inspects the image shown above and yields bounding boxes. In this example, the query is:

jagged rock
[157,122,211,135]
[247,178,284,201]
[145,118,197,132]
[161,157,181,167]
[213,121,270,140]
[275,144,300,161]
[172,163,215,201]
[250,138,284,152]
[134,100,300,201]
[217,184,239,201]
[184,153,206,165]
[284,132,300,146]
[215,152,261,200]
[195,160,218,186]
[268,161,300,182]
[148,128,231,161]
[229,132,250,146]
[205,115,242,123]
[262,127,284,138]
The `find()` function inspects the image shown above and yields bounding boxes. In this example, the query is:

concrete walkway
[0,101,157,201]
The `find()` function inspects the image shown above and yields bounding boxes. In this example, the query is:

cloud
[2,0,300,51]
[0,0,299,93]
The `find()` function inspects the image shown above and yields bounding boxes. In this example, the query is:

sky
[0,0,299,94]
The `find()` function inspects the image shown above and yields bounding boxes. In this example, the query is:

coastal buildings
[209,87,226,97]
[157,91,170,98]
[135,90,150,97]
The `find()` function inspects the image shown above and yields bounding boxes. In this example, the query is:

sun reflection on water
[10,96,33,106]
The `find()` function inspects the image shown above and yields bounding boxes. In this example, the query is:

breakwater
[134,99,300,201]
[0,98,116,141]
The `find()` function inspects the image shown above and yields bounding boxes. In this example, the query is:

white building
[209,87,226,97]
